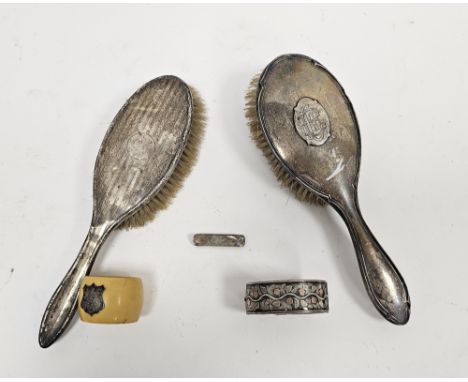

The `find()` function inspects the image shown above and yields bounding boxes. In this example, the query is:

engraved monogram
[126,132,155,168]
[293,97,330,146]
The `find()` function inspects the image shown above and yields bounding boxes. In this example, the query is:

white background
[0,3,467,377]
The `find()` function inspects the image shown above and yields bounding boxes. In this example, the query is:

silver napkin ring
[245,280,329,314]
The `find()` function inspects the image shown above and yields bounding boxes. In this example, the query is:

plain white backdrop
[0,3,467,377]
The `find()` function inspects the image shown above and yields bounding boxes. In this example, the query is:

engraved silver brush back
[257,54,360,203]
[93,75,192,227]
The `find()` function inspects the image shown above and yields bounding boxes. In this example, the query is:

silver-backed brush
[39,76,206,347]
[245,54,410,325]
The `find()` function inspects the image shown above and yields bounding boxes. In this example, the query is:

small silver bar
[193,233,245,247]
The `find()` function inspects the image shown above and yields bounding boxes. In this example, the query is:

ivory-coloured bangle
[78,276,143,324]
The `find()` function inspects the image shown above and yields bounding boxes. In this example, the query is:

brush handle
[38,223,110,348]
[336,193,410,325]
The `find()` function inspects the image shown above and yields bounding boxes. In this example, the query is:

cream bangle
[78,276,143,324]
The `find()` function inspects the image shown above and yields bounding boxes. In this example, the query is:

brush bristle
[245,75,325,206]
[119,86,206,229]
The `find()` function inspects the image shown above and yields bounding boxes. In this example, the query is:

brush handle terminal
[336,193,410,325]
[38,223,110,348]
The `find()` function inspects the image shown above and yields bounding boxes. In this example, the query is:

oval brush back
[93,75,192,227]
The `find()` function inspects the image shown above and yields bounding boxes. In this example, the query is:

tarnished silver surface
[39,76,194,347]
[245,280,328,314]
[193,233,245,247]
[257,54,410,324]
[80,283,106,316]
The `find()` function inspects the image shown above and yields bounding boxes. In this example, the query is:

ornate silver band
[245,280,329,314]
